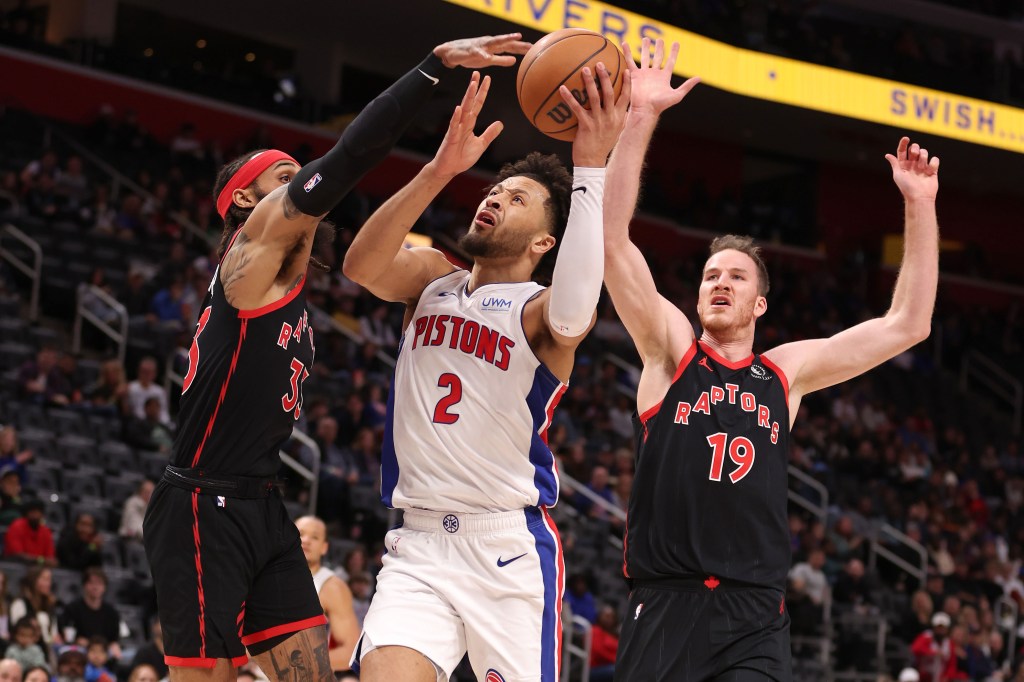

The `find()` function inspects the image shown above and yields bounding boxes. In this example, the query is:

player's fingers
[884,153,899,171]
[929,155,940,172]
[676,76,701,99]
[447,105,463,132]
[639,37,650,69]
[916,148,929,172]
[470,76,492,118]
[460,72,480,111]
[665,42,681,72]
[622,43,639,70]
[582,65,603,112]
[896,136,909,160]
[909,142,920,162]
[479,120,504,146]
[489,55,518,67]
[500,40,533,55]
[616,69,633,112]
[558,85,587,119]
[653,38,666,69]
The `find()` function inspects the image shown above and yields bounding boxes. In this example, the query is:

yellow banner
[444,0,1024,154]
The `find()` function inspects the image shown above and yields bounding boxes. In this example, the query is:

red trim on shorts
[541,507,565,679]
[759,354,790,404]
[240,614,328,646]
[190,318,248,467]
[638,340,699,428]
[698,340,754,370]
[237,275,306,319]
[191,491,207,659]
[165,655,248,669]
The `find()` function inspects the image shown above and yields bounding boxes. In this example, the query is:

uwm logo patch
[481,296,512,312]
[485,670,506,682]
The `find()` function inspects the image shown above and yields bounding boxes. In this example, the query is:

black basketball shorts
[615,579,791,681]
[143,479,326,668]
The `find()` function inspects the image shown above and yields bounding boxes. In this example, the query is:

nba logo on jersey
[485,669,506,682]
[216,496,226,508]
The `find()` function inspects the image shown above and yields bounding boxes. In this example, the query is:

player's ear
[533,233,556,255]
[232,187,258,210]
[753,296,767,319]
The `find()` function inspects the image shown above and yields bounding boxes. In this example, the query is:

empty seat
[87,416,123,444]
[47,409,88,438]
[97,441,135,474]
[62,469,104,500]
[123,541,151,580]
[24,461,61,496]
[50,567,81,604]
[53,435,97,466]
[9,402,47,431]
[137,451,168,479]
[104,476,141,507]
[17,428,56,461]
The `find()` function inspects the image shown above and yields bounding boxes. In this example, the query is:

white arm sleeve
[547,167,605,338]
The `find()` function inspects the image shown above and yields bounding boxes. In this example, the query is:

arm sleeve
[547,167,605,338]
[288,52,446,217]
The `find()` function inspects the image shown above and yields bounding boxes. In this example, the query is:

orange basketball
[516,28,625,141]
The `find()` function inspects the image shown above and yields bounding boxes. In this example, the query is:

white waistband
[400,508,543,535]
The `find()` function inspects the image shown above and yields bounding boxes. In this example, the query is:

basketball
[516,28,625,141]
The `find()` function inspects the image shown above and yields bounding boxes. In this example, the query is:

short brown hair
[708,235,770,296]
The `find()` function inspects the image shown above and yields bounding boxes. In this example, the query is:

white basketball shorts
[353,507,565,681]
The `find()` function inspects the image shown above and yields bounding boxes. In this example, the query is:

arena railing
[0,223,41,321]
[561,613,593,682]
[787,466,829,527]
[72,283,127,365]
[867,523,928,588]
[960,350,1023,437]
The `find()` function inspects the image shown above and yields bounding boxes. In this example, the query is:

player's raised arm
[765,137,939,406]
[603,39,700,366]
[535,61,630,350]
[243,33,531,250]
[342,72,505,304]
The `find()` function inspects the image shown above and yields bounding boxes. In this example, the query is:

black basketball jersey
[624,340,791,590]
[170,230,315,478]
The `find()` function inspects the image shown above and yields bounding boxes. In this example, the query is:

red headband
[216,149,298,219]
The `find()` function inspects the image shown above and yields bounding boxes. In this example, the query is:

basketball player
[295,516,360,671]
[342,63,631,681]
[604,39,940,680]
[141,33,532,682]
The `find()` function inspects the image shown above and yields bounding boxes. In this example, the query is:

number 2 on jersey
[706,432,756,483]
[432,373,462,425]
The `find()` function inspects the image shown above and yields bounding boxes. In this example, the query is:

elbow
[910,324,932,345]
[341,256,364,285]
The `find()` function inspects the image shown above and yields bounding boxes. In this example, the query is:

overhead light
[245,52,256,63]
[143,47,154,57]
[196,39,207,49]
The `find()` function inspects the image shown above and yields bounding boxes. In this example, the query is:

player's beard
[459,227,534,260]
[698,298,756,336]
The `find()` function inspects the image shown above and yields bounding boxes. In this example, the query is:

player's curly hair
[708,234,771,296]
[493,152,573,282]
[213,150,331,271]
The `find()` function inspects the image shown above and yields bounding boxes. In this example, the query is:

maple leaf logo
[704,575,720,590]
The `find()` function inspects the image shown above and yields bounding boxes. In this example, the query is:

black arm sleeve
[287,52,446,216]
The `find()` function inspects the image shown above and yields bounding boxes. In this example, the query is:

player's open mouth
[475,210,497,228]
[711,295,731,307]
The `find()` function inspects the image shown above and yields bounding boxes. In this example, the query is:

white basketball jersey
[382,270,566,512]
[312,565,334,594]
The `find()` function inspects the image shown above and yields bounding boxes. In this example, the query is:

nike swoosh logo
[572,186,587,195]
[437,292,456,297]
[497,553,528,568]
[418,69,439,85]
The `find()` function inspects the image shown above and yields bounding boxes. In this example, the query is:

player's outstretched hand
[885,136,940,201]
[622,38,700,118]
[434,33,532,69]
[429,72,503,179]
[559,62,631,167]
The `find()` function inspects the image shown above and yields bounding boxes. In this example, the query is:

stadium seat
[53,434,98,467]
[62,468,104,500]
[87,416,123,445]
[104,476,141,507]
[9,402,47,431]
[17,427,56,461]
[47,409,88,438]
[123,540,151,580]
[97,441,136,474]
[137,451,167,479]
[24,460,61,496]
[51,567,81,604]
[44,498,68,531]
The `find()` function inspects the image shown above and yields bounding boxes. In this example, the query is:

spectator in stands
[86,185,118,235]
[123,397,174,453]
[55,647,86,682]
[789,548,829,606]
[84,360,127,415]
[17,346,71,406]
[564,573,597,624]
[10,567,57,648]
[334,546,368,583]
[23,665,51,682]
[0,571,10,642]
[52,355,83,407]
[313,417,356,526]
[125,358,168,426]
[56,513,103,572]
[58,569,121,660]
[23,172,61,220]
[112,194,145,241]
[3,618,43,672]
[833,558,874,610]
[912,611,953,682]
[54,156,89,212]
[127,617,166,680]
[589,604,619,682]
[19,150,57,189]
[0,659,19,682]
[0,429,32,485]
[126,663,158,682]
[347,427,381,487]
[3,501,55,566]
[829,516,866,563]
[117,479,153,541]
[83,636,115,682]
[900,590,935,642]
[358,303,397,349]
[348,573,371,627]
